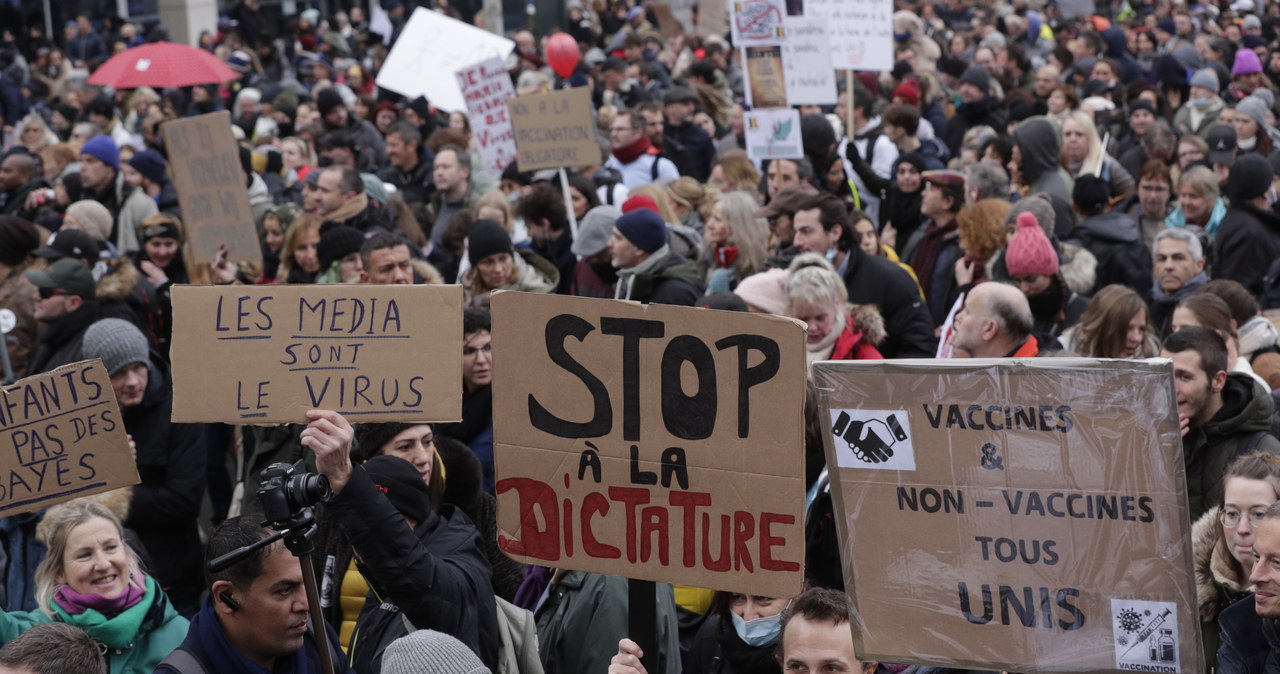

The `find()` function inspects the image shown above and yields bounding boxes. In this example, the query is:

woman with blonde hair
[1061,284,1160,358]
[665,176,715,231]
[702,191,769,292]
[0,498,188,673]
[787,253,885,367]
[1060,110,1135,201]
[13,114,60,153]
[279,213,323,283]
[709,150,762,200]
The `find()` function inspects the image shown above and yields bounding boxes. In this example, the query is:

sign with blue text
[813,358,1202,674]
[0,359,138,516]
[170,284,463,424]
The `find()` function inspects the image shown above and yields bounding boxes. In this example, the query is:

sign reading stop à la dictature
[492,292,807,598]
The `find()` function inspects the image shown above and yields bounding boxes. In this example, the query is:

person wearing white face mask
[1174,69,1226,140]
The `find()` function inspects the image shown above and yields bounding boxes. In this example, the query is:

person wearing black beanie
[460,219,558,309]
[1216,154,1280,297]
[0,215,41,377]
[315,87,388,172]
[316,223,366,282]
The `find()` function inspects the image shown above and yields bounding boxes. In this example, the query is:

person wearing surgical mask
[614,590,793,674]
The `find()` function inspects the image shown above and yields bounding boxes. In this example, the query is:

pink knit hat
[1005,212,1059,277]
[734,268,789,315]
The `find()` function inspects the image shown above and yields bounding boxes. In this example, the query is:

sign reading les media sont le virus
[813,358,1202,674]
[493,292,806,598]
[170,284,462,424]
[0,360,138,516]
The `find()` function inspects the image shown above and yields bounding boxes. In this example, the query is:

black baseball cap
[34,229,100,265]
[1206,125,1236,164]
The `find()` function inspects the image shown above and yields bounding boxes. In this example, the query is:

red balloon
[546,33,581,79]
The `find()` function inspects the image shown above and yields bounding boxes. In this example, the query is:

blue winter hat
[614,209,668,254]
[127,149,167,184]
[80,135,119,171]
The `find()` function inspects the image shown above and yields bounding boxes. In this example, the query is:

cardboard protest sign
[813,359,1202,674]
[456,57,517,179]
[169,284,463,424]
[375,8,515,112]
[698,0,729,38]
[781,17,837,105]
[161,112,261,266]
[507,88,597,171]
[805,0,894,71]
[731,0,786,47]
[0,360,138,516]
[744,108,803,160]
[492,292,807,597]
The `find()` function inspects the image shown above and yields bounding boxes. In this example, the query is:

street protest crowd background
[2,0,1280,671]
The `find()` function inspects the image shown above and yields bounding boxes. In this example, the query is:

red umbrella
[88,42,238,89]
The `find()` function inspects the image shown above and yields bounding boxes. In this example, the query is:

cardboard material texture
[456,57,518,179]
[813,358,1203,674]
[0,359,139,517]
[804,0,894,71]
[169,284,463,424]
[492,292,807,598]
[374,8,515,112]
[506,88,597,171]
[161,112,262,266]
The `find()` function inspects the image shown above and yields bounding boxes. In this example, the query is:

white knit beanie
[380,630,491,674]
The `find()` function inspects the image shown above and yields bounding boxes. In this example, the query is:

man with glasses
[1161,326,1280,521]
[24,257,100,375]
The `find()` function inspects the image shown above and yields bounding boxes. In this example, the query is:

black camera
[257,461,332,529]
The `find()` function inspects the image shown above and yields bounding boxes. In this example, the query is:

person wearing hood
[81,318,205,616]
[608,208,702,305]
[1065,175,1152,297]
[945,65,1008,158]
[892,10,940,71]
[1163,326,1280,521]
[1005,212,1088,341]
[878,153,927,250]
[1010,117,1075,236]
[1231,95,1279,158]
[1099,26,1144,84]
[1215,154,1280,298]
[1174,69,1227,139]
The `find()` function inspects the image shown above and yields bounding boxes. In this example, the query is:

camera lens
[286,473,332,507]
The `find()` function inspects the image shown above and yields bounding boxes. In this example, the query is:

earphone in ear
[219,590,242,611]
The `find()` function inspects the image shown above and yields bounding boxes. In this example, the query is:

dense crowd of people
[2,0,1280,671]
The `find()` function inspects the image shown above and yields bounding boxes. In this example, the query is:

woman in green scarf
[0,499,188,673]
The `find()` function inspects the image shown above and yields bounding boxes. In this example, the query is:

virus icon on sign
[1117,635,1130,647]
[1118,608,1143,633]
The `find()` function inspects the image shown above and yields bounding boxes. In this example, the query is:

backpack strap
[155,647,209,674]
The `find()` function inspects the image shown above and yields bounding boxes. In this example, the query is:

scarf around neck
[52,573,156,650]
[612,135,653,165]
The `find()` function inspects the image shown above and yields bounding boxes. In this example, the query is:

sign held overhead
[161,111,262,266]
[492,292,807,598]
[506,87,598,171]
[169,284,463,424]
[375,8,515,112]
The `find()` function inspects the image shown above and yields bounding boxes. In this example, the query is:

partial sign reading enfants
[0,360,138,516]
[813,359,1202,674]
[492,293,806,598]
[169,284,463,424]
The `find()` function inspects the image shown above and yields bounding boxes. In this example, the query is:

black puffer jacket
[1184,373,1280,521]
[123,356,205,612]
[1216,203,1280,298]
[841,247,937,358]
[1065,212,1153,297]
[330,465,499,672]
